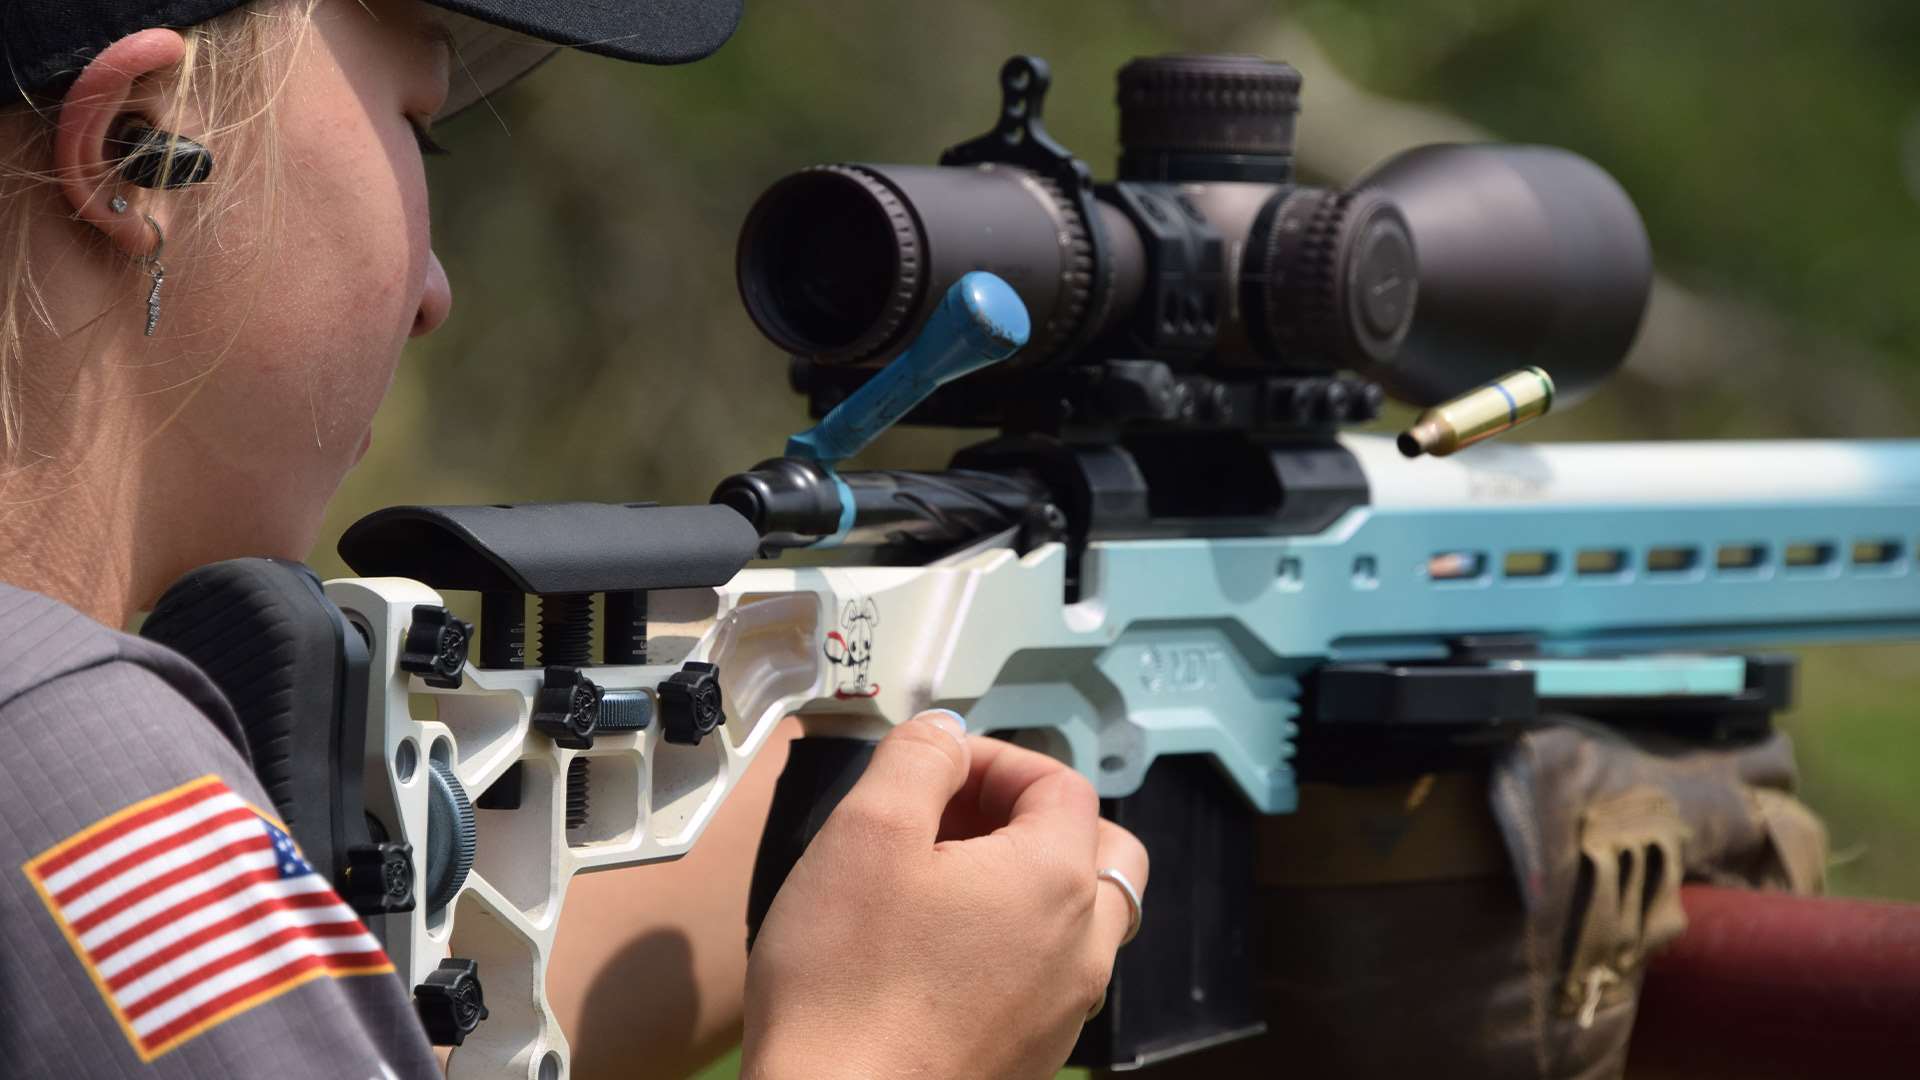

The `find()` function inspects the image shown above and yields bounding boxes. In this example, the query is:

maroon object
[1629,885,1920,1078]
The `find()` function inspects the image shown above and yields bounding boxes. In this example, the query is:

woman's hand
[742,711,1149,1080]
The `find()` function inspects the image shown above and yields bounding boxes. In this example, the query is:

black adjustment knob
[341,841,415,915]
[1117,54,1302,182]
[400,605,472,689]
[415,957,489,1047]
[1246,187,1418,376]
[1317,379,1351,423]
[1350,380,1387,422]
[532,666,602,750]
[1339,194,1419,361]
[659,662,724,746]
[423,759,474,916]
[1281,378,1322,424]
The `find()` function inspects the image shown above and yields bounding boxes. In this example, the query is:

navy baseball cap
[2,0,744,117]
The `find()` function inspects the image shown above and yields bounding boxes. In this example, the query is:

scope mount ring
[939,54,1113,364]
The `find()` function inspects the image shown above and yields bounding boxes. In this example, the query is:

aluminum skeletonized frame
[326,435,1920,1079]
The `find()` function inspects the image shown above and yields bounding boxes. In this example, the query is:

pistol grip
[746,736,879,951]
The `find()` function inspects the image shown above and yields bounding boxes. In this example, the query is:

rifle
[139,53,1920,1078]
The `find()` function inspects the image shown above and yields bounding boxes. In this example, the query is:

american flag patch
[22,775,391,1061]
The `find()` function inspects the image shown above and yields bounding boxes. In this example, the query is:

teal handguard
[785,271,1031,469]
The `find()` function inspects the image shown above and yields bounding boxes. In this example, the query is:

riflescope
[737,54,1653,433]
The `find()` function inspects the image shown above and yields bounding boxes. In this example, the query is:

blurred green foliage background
[309,0,1920,1070]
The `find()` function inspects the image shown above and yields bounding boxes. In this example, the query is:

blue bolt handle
[786,271,1031,467]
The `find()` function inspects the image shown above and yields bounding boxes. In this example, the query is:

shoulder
[0,586,439,1078]
[0,581,117,702]
[0,582,264,862]
[0,582,262,859]
[0,581,247,759]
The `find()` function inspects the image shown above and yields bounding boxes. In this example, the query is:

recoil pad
[141,558,383,911]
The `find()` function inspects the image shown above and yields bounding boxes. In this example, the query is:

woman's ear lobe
[52,28,189,257]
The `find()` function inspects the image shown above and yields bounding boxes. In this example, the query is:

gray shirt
[0,583,438,1078]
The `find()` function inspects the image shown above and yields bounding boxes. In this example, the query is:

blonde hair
[0,0,321,453]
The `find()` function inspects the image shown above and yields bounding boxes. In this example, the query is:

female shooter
[0,1,1147,1076]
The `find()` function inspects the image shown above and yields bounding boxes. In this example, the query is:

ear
[53,29,190,259]
[859,598,879,626]
[841,600,860,626]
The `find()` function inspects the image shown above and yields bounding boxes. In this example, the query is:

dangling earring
[139,214,166,337]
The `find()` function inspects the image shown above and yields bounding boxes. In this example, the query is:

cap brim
[438,17,558,120]
[432,0,742,120]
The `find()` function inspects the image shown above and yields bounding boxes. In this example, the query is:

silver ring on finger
[1096,866,1144,946]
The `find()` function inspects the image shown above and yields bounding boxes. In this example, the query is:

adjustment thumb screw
[660,662,724,746]
[341,841,415,915]
[415,957,488,1046]
[400,605,472,689]
[1351,381,1387,421]
[532,666,602,750]
[1318,379,1351,422]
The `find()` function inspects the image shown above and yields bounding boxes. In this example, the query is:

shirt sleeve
[0,659,440,1080]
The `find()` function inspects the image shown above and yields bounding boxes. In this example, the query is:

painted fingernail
[920,708,967,746]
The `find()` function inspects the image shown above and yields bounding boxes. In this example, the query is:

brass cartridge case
[1398,366,1555,458]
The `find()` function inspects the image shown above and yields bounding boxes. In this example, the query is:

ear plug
[111,123,215,189]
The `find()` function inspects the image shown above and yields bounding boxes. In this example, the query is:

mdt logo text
[1137,645,1225,694]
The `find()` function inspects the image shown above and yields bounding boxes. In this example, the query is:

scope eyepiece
[740,159,1116,367]
[736,166,924,362]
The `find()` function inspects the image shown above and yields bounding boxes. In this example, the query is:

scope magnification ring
[1019,174,1094,364]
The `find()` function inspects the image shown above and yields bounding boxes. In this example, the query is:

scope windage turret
[737,54,1653,432]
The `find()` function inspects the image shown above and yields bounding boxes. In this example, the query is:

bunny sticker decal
[824,598,881,699]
